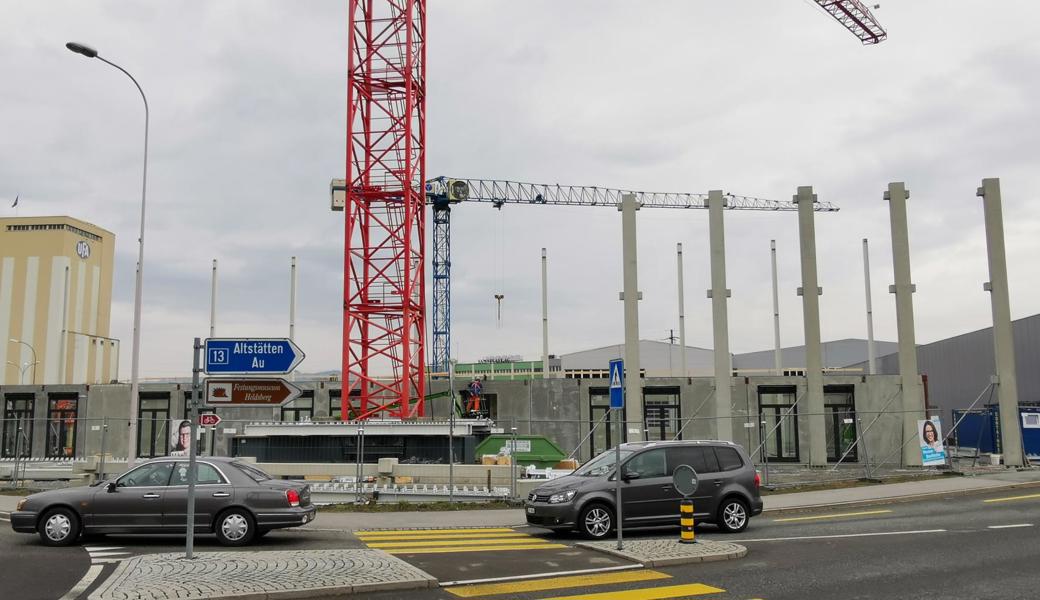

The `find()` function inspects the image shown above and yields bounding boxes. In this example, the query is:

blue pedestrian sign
[204,338,305,375]
[609,359,624,409]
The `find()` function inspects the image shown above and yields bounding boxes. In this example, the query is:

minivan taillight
[754,472,761,489]
[286,489,300,507]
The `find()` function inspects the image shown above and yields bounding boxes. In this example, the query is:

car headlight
[548,490,576,504]
[16,498,27,511]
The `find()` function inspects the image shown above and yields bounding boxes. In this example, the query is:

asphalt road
[2,485,1038,599]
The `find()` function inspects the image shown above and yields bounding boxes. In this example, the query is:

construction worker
[466,378,483,414]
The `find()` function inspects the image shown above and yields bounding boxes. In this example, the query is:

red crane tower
[343,0,426,420]
[341,1,885,422]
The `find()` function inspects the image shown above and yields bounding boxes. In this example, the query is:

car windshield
[232,461,272,482]
[573,449,634,477]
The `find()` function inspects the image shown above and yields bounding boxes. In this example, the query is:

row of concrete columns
[619,179,1024,467]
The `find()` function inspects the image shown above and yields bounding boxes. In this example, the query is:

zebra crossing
[443,568,726,599]
[354,527,567,555]
[84,545,130,564]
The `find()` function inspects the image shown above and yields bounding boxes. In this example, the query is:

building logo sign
[76,240,91,259]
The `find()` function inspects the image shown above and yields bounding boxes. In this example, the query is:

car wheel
[215,508,256,546]
[38,507,80,547]
[578,503,613,540]
[717,498,749,533]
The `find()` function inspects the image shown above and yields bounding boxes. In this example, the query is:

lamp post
[6,361,39,385]
[8,339,37,385]
[66,42,150,468]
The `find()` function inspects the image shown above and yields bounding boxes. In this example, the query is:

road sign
[672,464,699,497]
[203,338,305,374]
[609,359,624,409]
[205,378,302,407]
[198,414,222,427]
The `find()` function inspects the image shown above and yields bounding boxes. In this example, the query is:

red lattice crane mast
[340,1,884,422]
[343,0,426,421]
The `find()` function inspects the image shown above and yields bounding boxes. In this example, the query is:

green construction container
[474,435,567,468]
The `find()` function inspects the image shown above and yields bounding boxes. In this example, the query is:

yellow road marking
[385,543,567,555]
[984,493,1040,504]
[773,509,892,523]
[366,537,544,549]
[357,532,531,541]
[445,570,671,597]
[543,582,725,600]
[355,528,516,536]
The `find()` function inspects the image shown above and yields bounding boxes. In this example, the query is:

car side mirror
[623,471,640,481]
[106,481,117,493]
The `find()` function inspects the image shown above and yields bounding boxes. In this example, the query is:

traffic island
[89,549,437,600]
[576,538,746,567]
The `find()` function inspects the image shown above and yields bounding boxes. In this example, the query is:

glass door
[138,394,170,458]
[758,386,799,462]
[2,395,34,458]
[825,386,857,462]
[644,387,681,441]
[589,388,625,457]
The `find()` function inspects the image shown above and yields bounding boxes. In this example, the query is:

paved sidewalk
[88,549,436,600]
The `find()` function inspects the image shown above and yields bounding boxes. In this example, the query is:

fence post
[10,421,22,489]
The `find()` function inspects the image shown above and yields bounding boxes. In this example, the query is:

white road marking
[987,524,1034,529]
[439,563,646,587]
[84,546,124,552]
[87,551,129,558]
[736,529,947,542]
[59,564,104,600]
[0,516,10,522]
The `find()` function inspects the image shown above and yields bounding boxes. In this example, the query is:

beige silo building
[0,216,119,385]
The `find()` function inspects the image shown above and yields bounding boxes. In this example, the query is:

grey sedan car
[10,457,315,547]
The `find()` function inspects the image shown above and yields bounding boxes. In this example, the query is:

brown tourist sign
[204,378,303,407]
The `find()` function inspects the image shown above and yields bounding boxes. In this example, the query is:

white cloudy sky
[3,1,1039,378]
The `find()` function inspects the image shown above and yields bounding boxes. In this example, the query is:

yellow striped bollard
[680,499,695,543]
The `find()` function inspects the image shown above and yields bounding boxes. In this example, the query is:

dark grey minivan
[526,440,762,538]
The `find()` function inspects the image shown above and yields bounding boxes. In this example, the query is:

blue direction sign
[204,338,305,375]
[609,359,624,409]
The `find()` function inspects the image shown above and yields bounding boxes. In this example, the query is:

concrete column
[707,190,733,441]
[770,240,782,375]
[795,186,827,466]
[541,248,549,379]
[977,178,1025,466]
[620,194,643,441]
[677,243,687,378]
[884,182,924,466]
[862,240,876,375]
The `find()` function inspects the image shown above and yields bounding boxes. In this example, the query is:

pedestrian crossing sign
[609,359,624,409]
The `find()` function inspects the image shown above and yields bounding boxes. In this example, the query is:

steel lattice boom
[343,0,426,421]
[423,177,839,374]
[425,177,840,212]
[813,0,887,45]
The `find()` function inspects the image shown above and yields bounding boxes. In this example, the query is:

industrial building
[0,216,119,386]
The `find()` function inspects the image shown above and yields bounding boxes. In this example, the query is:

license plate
[526,507,535,514]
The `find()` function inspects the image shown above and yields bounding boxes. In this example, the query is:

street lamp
[66,41,150,468]
[6,361,40,385]
[8,339,37,384]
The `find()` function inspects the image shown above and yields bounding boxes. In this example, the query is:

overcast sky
[3,1,1040,378]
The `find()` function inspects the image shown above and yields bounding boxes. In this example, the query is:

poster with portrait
[169,418,192,456]
[918,418,946,466]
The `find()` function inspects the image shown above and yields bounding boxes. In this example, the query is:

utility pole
[796,186,827,467]
[770,240,782,375]
[210,259,218,339]
[677,243,687,378]
[541,248,549,379]
[289,256,297,381]
[862,240,876,375]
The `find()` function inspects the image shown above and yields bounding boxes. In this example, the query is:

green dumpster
[474,435,567,468]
